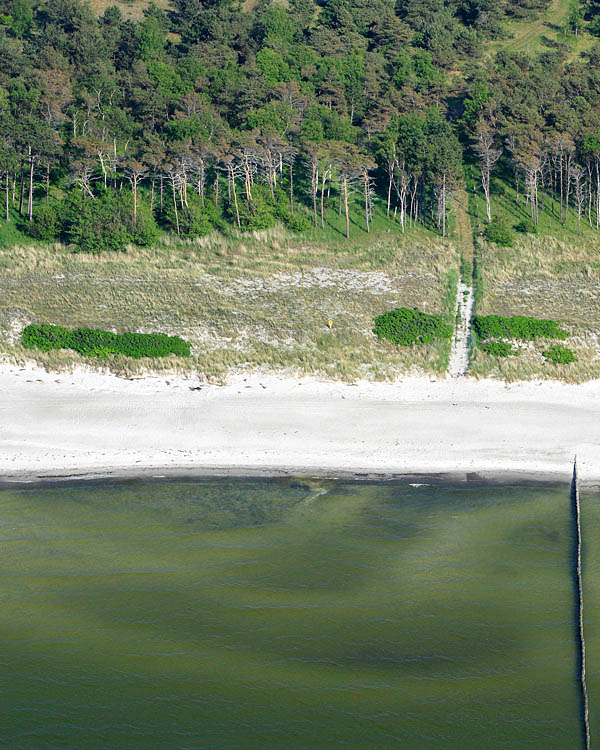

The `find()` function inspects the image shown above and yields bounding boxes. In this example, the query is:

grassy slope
[484,0,596,61]
[0,200,459,381]
[470,233,600,382]
[466,170,600,382]
[88,0,172,21]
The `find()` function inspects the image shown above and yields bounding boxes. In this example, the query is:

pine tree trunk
[442,174,446,237]
[171,179,180,236]
[596,159,600,234]
[232,175,240,229]
[565,153,571,219]
[344,177,349,239]
[28,152,34,221]
[559,155,564,221]
[289,163,294,213]
[483,168,491,223]
[18,157,24,216]
[133,178,137,228]
[312,164,318,228]
[5,172,9,221]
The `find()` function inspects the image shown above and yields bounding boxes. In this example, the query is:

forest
[1,0,600,251]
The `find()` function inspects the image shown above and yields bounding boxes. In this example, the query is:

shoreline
[1,362,599,485]
[0,465,577,489]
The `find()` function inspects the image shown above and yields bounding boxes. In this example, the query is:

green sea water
[1,478,598,749]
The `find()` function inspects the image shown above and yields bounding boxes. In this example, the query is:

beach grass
[0,223,459,381]
[469,233,600,382]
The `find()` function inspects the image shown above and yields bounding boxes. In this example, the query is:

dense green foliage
[27,191,159,252]
[473,315,568,341]
[543,344,577,363]
[484,219,514,247]
[22,323,191,358]
[374,307,452,346]
[3,0,598,251]
[482,340,517,357]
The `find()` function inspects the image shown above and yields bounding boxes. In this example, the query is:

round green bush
[543,344,576,364]
[27,204,60,241]
[485,218,514,247]
[482,340,515,357]
[283,211,312,233]
[373,307,452,346]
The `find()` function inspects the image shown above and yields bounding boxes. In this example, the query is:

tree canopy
[1,0,600,247]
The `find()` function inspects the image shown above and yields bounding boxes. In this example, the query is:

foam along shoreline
[1,362,599,484]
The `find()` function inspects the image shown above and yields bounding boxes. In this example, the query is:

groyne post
[572,458,591,750]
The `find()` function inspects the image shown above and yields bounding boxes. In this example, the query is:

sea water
[1,478,597,749]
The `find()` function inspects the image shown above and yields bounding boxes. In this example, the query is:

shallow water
[1,478,598,749]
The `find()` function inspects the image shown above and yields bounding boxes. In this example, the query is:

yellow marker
[327,320,333,329]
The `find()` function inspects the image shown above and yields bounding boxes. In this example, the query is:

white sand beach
[1,362,599,483]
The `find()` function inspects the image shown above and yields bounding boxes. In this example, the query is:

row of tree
[1,0,600,248]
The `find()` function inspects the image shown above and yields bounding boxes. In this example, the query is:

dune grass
[469,233,600,382]
[0,222,459,381]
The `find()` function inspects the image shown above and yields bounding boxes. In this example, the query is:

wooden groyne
[572,458,591,750]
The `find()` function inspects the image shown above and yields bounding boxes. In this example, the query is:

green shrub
[225,184,299,232]
[373,307,452,346]
[482,340,516,357]
[161,194,225,238]
[21,324,190,359]
[473,315,567,341]
[514,218,538,234]
[61,188,159,252]
[485,218,514,247]
[543,344,576,364]
[282,210,312,232]
[127,198,160,246]
[228,184,278,230]
[63,191,132,253]
[27,204,60,241]
[21,323,73,352]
